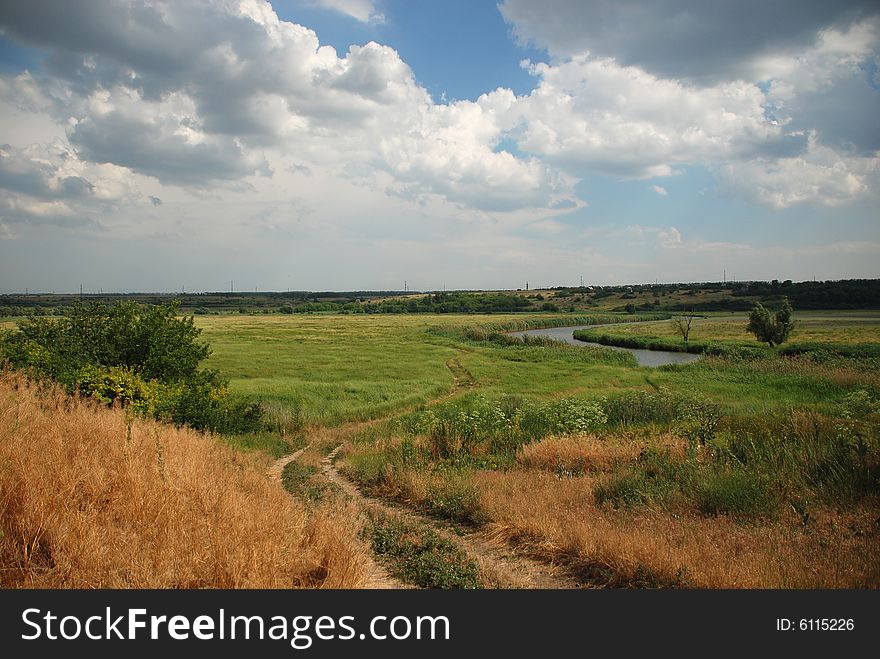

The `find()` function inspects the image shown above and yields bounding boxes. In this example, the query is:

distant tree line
[554,278,880,311]
[363,292,533,314]
[2,278,879,316]
[731,279,880,309]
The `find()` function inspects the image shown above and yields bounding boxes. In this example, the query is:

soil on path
[269,349,584,589]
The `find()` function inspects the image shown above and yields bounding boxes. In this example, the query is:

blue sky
[0,0,878,292]
[275,1,547,101]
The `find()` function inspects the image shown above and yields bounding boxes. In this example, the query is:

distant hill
[2,278,878,316]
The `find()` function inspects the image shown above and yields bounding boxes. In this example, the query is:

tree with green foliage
[1,301,210,382]
[0,301,263,434]
[746,297,795,347]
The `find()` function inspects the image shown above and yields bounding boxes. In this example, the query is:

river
[508,322,702,368]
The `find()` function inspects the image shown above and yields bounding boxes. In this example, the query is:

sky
[0,0,878,293]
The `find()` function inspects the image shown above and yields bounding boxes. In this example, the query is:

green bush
[543,397,608,434]
[0,301,264,434]
[407,394,608,463]
[675,397,723,450]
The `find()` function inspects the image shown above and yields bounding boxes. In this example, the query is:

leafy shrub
[408,394,609,462]
[73,364,175,417]
[675,397,722,450]
[0,301,264,434]
[839,389,880,419]
[543,398,608,434]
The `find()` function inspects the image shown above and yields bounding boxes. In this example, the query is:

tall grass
[476,469,879,588]
[397,393,609,463]
[572,329,770,359]
[0,371,367,588]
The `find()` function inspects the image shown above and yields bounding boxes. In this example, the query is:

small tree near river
[746,297,794,347]
[671,314,697,344]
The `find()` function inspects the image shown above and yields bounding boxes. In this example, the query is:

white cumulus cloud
[0,0,576,212]
[309,0,384,23]
[509,55,789,179]
[657,226,682,248]
[719,133,878,208]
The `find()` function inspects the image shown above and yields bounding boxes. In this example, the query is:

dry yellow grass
[343,428,879,587]
[516,435,653,473]
[0,371,367,588]
[474,469,880,588]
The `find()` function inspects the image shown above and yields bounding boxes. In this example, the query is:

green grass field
[197,314,462,424]
[195,311,880,425]
[195,313,676,425]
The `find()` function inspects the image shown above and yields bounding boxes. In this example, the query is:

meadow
[194,310,879,588]
[195,313,657,425]
[198,311,880,423]
[2,307,878,588]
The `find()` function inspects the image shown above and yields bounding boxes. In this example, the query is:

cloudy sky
[0,0,878,293]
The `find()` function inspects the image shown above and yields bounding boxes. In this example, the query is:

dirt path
[321,445,583,589]
[270,349,583,589]
[268,433,406,589]
[444,356,476,389]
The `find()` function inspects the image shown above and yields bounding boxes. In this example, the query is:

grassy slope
[0,372,366,588]
[198,314,463,425]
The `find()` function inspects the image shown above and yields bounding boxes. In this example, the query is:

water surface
[509,323,702,368]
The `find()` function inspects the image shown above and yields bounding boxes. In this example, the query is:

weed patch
[364,513,482,589]
[696,469,780,521]
[281,460,337,502]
